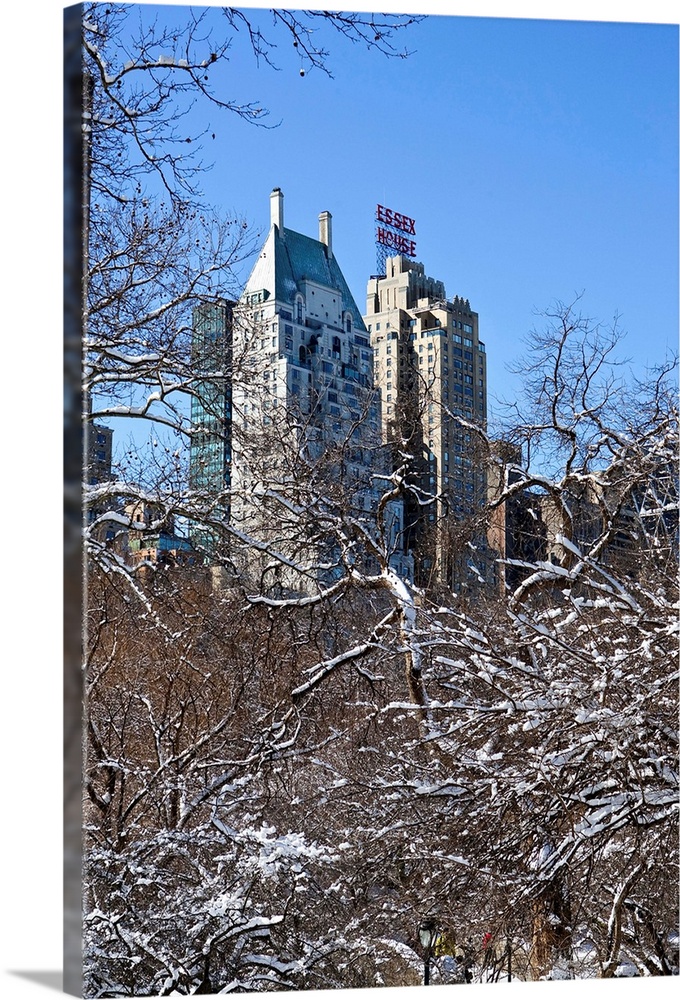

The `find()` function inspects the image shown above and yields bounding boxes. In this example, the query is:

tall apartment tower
[365,255,488,587]
[189,300,233,496]
[188,299,234,556]
[205,190,411,587]
[84,419,115,538]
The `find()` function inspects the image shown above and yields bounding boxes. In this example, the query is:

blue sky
[171,6,679,427]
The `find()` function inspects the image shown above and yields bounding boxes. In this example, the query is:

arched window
[299,345,307,365]
[345,312,352,333]
[296,297,304,325]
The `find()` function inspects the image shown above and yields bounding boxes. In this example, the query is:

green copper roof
[244,224,367,333]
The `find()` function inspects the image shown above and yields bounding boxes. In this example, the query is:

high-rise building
[365,255,489,588]
[188,298,234,558]
[189,300,233,495]
[86,424,114,487]
[194,190,412,588]
[84,393,115,535]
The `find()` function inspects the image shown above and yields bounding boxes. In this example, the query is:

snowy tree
[344,304,679,981]
[84,301,677,992]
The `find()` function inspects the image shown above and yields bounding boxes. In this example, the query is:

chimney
[319,211,332,257]
[270,188,284,232]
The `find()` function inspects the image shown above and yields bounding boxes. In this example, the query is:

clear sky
[160,4,679,428]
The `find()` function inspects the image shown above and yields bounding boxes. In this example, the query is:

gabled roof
[243,224,367,333]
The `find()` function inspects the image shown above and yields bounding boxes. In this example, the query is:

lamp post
[418,918,437,986]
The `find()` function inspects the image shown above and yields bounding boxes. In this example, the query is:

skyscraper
[234,188,374,459]
[189,300,233,496]
[365,254,489,588]
[193,190,412,588]
[188,299,234,557]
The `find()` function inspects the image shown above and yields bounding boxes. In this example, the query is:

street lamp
[418,918,437,986]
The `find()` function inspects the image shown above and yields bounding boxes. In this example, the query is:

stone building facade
[365,255,489,588]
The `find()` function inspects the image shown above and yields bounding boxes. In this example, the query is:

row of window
[381,343,481,368]
[370,319,474,336]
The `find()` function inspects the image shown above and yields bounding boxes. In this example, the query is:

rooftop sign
[376,203,417,258]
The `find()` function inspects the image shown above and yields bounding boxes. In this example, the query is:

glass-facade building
[189,299,233,553]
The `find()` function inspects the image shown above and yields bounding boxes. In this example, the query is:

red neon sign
[376,204,416,235]
[376,204,417,257]
[377,227,417,256]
